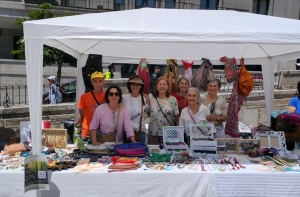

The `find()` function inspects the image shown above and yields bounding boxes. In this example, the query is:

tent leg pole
[261,59,275,126]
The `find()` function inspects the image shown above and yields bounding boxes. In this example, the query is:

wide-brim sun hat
[128,77,144,85]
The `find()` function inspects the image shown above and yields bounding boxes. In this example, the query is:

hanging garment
[164,59,179,93]
[182,59,194,86]
[136,59,150,94]
[191,58,215,92]
[224,80,244,138]
[220,56,238,84]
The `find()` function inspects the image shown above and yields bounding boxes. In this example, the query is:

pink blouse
[89,103,134,142]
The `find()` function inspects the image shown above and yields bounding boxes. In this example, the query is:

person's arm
[143,93,150,104]
[288,97,297,113]
[123,107,136,143]
[89,108,101,146]
[78,109,84,123]
[175,114,179,126]
[288,106,296,113]
[172,97,180,126]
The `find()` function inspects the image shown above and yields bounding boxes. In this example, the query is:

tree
[11,3,77,85]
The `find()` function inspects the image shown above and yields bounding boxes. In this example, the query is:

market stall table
[1,156,300,197]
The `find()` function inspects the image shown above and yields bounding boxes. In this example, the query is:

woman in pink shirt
[89,85,136,145]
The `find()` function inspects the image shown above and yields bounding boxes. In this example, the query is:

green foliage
[11,3,77,83]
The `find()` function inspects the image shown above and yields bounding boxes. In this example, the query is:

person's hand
[206,115,214,122]
[44,97,49,101]
[143,93,150,104]
[93,141,100,146]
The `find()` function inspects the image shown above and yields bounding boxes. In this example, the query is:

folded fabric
[281,113,300,125]
[271,110,289,118]
[108,164,139,169]
[110,156,139,164]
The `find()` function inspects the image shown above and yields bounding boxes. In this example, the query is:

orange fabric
[238,58,254,97]
[78,91,106,137]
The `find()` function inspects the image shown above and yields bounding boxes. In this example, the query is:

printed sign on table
[24,155,49,193]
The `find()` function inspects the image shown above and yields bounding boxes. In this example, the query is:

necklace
[189,104,199,114]
[130,95,141,118]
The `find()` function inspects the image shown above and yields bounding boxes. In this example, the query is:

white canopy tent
[24,8,300,154]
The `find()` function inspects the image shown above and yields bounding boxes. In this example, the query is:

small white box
[163,126,188,150]
[190,124,217,157]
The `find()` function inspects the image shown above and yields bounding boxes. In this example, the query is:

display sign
[24,155,49,193]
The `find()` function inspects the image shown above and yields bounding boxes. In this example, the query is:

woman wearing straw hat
[122,75,150,143]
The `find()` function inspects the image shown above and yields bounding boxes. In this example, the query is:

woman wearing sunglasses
[179,87,214,145]
[89,85,135,146]
[122,75,150,143]
[200,78,228,139]
[148,77,179,145]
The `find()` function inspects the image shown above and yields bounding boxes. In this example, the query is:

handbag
[97,106,121,143]
[155,97,173,126]
[4,142,27,155]
[113,142,149,158]
[238,58,254,97]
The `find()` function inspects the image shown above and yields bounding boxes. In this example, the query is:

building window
[200,0,219,10]
[165,0,176,9]
[135,0,156,8]
[114,0,125,11]
[252,0,270,15]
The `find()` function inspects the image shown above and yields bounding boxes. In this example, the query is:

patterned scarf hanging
[164,59,179,93]
[224,79,244,138]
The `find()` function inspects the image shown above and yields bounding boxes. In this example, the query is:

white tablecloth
[1,157,300,197]
[0,167,215,197]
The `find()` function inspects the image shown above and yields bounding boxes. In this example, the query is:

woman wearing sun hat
[122,75,150,143]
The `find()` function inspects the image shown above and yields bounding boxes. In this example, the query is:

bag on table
[238,58,254,97]
[4,142,27,155]
[113,143,149,158]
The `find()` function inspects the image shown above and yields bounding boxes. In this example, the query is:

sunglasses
[108,92,120,97]
[210,103,215,114]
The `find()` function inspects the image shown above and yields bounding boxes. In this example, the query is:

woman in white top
[179,87,215,145]
[122,75,150,143]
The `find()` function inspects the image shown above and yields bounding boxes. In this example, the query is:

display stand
[190,124,217,158]
[163,126,188,155]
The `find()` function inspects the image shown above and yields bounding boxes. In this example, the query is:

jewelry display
[177,164,186,169]
[199,159,206,171]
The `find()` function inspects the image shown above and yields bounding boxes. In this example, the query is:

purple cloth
[89,103,134,142]
[281,113,300,125]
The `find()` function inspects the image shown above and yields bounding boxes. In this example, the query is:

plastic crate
[163,126,188,150]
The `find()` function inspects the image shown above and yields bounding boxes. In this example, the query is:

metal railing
[216,72,281,92]
[0,72,281,107]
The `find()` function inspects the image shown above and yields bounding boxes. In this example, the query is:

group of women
[89,75,228,146]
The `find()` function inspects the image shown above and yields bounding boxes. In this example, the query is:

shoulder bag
[156,97,173,126]
[97,106,121,143]
[187,107,206,136]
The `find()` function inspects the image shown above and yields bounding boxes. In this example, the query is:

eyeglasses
[155,68,160,70]
[210,103,215,114]
[108,92,120,97]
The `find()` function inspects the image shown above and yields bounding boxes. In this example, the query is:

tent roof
[24,8,300,64]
